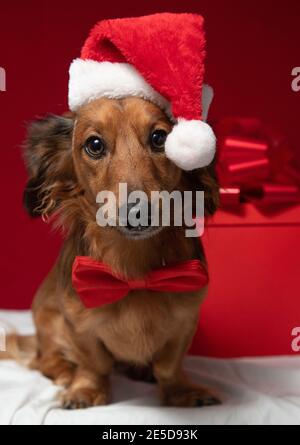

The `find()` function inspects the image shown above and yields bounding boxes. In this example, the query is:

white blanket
[0,310,300,425]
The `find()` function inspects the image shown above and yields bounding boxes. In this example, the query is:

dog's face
[72,97,181,238]
[73,97,179,195]
[24,97,218,239]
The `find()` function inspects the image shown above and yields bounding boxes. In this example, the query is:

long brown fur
[1,97,219,408]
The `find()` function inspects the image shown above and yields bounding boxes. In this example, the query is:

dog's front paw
[161,385,221,408]
[59,387,109,409]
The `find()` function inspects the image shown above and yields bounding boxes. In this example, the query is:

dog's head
[24,97,219,239]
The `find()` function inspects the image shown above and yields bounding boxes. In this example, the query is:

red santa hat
[68,13,216,171]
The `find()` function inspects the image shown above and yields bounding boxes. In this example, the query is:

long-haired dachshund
[1,96,219,409]
[1,12,221,409]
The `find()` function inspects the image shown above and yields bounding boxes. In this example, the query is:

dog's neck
[61,221,204,280]
[88,224,203,279]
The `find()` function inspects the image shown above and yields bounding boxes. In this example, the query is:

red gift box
[190,118,300,358]
[190,203,300,358]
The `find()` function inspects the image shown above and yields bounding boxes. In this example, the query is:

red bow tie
[72,256,209,309]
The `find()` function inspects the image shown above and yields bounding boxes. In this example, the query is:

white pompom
[165,118,216,171]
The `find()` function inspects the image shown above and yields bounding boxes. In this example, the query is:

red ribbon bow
[216,117,300,207]
[72,256,209,309]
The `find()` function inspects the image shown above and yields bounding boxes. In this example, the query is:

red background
[0,1,300,355]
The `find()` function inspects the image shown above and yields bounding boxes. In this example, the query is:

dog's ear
[185,162,220,217]
[23,114,77,218]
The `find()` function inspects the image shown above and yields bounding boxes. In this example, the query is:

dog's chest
[95,290,201,364]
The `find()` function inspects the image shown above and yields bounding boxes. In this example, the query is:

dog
[2,96,219,408]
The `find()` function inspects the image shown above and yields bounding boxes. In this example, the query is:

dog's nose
[120,201,152,231]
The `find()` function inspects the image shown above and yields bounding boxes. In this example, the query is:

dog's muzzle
[117,201,161,239]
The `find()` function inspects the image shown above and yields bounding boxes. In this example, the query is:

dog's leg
[31,351,76,387]
[58,340,114,409]
[153,326,221,407]
[59,368,110,409]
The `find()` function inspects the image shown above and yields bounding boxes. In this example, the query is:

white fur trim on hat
[69,59,172,116]
[165,118,216,170]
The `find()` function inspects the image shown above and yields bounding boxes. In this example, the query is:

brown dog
[3,97,219,409]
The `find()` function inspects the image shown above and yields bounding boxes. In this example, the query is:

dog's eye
[84,136,106,159]
[150,129,167,152]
